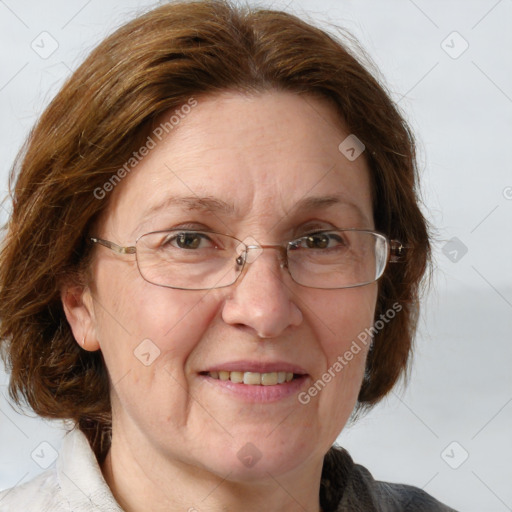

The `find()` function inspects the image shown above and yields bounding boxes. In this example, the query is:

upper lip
[200,360,308,375]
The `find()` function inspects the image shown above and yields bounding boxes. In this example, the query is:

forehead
[100,91,373,237]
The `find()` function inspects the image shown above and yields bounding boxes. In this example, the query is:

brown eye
[176,233,202,249]
[305,233,330,249]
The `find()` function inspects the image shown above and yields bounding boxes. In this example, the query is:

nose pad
[235,236,289,270]
[235,236,263,264]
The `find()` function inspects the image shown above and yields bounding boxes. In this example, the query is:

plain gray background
[0,1,511,511]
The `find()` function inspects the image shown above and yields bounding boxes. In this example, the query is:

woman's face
[70,91,378,480]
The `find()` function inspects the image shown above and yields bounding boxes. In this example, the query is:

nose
[221,248,303,338]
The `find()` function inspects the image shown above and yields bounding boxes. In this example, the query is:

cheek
[297,286,377,431]
[92,277,225,434]
[303,285,377,356]
[92,260,222,383]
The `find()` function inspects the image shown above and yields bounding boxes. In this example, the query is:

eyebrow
[141,195,236,218]
[294,195,358,212]
[135,193,370,233]
[133,196,235,236]
[288,195,371,225]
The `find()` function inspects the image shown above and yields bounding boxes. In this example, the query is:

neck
[101,428,325,512]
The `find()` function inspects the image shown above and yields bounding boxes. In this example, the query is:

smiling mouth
[201,371,304,385]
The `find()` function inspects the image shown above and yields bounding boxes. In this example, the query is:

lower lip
[199,374,309,403]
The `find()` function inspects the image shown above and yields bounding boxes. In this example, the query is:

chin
[216,454,304,483]
[200,436,314,482]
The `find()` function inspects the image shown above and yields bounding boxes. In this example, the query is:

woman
[0,1,456,510]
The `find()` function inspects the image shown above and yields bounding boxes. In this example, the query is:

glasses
[89,229,404,290]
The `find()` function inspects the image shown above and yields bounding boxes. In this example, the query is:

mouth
[198,361,309,402]
[200,370,304,385]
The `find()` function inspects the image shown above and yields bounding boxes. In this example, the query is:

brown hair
[0,0,430,463]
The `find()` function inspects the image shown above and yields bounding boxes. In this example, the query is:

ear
[60,282,100,352]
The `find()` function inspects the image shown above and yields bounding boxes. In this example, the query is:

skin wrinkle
[132,193,371,242]
[62,91,379,512]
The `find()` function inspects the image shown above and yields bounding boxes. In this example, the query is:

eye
[164,231,214,250]
[305,233,329,249]
[292,231,347,250]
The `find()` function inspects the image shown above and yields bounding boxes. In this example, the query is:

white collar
[56,428,123,512]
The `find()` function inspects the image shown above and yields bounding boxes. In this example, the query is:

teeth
[230,371,244,383]
[207,370,296,385]
[261,372,278,385]
[243,372,261,385]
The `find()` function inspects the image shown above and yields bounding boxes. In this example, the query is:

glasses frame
[89,228,406,290]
